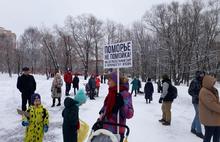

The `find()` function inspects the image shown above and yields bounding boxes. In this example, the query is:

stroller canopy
[88,129,118,142]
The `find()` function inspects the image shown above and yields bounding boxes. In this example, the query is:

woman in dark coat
[144,78,154,103]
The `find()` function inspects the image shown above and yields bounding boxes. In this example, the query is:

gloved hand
[116,93,124,107]
[22,121,29,127]
[43,125,48,133]
[112,93,124,113]
[159,97,163,104]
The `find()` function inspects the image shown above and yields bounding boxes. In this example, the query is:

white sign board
[103,41,132,68]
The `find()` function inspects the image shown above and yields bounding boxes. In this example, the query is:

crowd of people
[16,67,220,142]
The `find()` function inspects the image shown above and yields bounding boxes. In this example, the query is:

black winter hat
[162,74,169,80]
[22,67,29,71]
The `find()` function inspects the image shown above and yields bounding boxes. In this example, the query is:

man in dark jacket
[88,74,96,100]
[188,71,205,138]
[158,74,174,126]
[72,74,79,95]
[17,67,36,111]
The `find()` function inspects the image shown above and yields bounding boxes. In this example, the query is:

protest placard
[103,41,132,69]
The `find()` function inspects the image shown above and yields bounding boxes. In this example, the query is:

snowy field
[0,73,206,142]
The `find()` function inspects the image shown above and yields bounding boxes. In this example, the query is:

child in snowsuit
[22,93,49,142]
[62,89,87,142]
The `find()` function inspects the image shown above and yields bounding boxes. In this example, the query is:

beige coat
[51,73,63,98]
[199,75,220,126]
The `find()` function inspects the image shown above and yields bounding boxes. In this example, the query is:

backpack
[168,84,178,99]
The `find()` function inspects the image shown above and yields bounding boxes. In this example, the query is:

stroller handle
[92,121,130,137]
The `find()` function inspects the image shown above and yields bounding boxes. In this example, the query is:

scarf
[104,86,127,118]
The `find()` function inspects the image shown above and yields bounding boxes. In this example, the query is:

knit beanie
[31,93,41,105]
[74,89,87,106]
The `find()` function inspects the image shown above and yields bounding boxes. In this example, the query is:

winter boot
[162,121,171,126]
[196,133,204,139]
[51,98,55,107]
[57,98,61,106]
[158,119,166,123]
[190,129,197,135]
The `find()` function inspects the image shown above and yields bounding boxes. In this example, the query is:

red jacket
[96,77,101,87]
[64,72,72,84]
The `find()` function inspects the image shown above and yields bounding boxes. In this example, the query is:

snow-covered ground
[0,73,205,142]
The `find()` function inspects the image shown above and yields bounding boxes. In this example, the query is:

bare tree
[19,27,42,73]
[41,29,59,71]
[66,14,100,79]
[0,33,15,77]
[90,17,103,75]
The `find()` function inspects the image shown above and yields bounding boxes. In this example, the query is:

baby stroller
[87,121,130,142]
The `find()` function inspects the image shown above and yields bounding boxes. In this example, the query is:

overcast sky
[0,0,186,37]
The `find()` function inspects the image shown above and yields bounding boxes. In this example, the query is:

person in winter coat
[95,75,101,97]
[22,93,49,142]
[131,77,139,96]
[88,74,96,100]
[51,73,63,107]
[104,73,107,84]
[62,89,87,142]
[101,74,104,84]
[199,75,220,142]
[157,79,162,93]
[72,74,79,95]
[158,74,174,126]
[98,72,134,142]
[17,67,36,111]
[144,78,154,104]
[137,78,144,94]
[188,70,205,138]
[64,69,72,96]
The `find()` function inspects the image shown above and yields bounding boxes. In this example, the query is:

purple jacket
[99,90,134,134]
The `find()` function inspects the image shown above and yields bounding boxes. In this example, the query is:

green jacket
[131,78,139,90]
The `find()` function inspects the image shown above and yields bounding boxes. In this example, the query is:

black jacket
[88,77,96,90]
[188,78,202,104]
[72,76,79,88]
[62,97,79,142]
[17,74,36,96]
